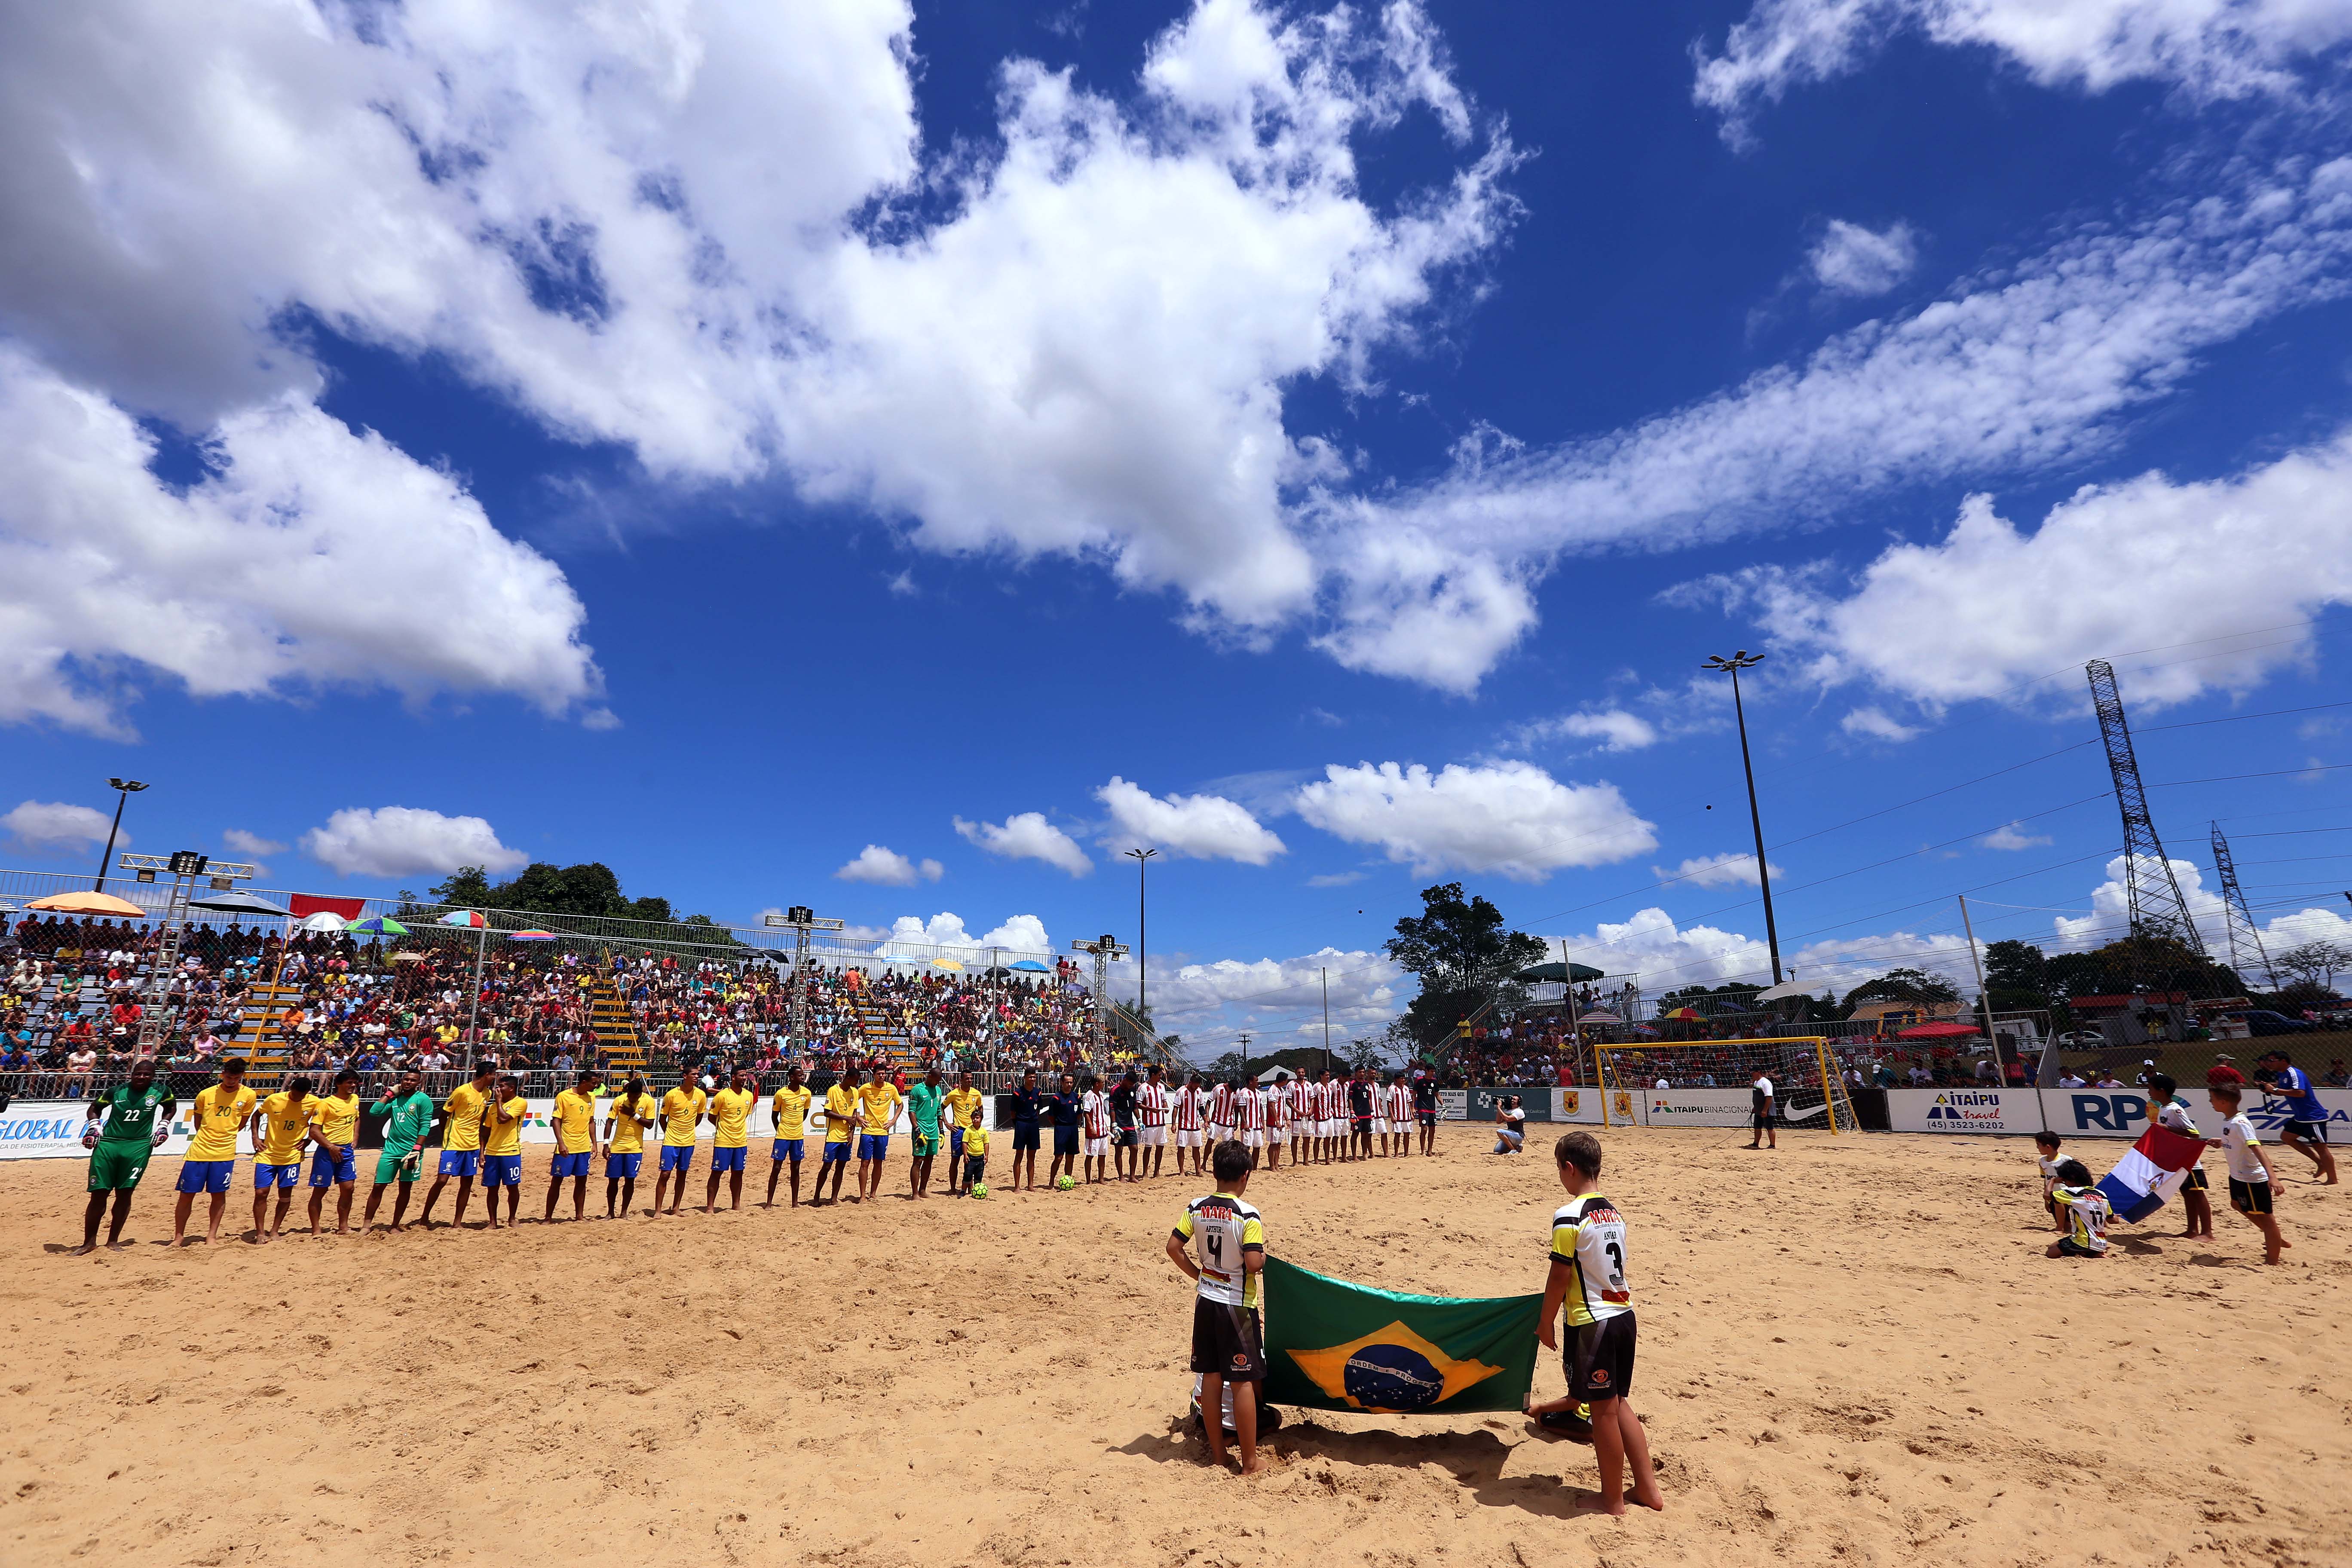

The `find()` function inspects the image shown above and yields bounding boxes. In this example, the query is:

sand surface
[2,1126,2346,1568]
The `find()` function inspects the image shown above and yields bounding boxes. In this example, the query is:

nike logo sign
[1785,1102,1826,1120]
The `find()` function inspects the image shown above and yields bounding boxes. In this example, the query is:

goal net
[1592,1036,1857,1133]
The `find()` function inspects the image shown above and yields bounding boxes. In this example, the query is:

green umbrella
[346,915,408,936]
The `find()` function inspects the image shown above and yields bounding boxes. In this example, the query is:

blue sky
[4,0,2351,1056]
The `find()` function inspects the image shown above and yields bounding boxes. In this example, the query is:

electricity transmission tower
[2208,822,2272,990]
[2086,658,2206,956]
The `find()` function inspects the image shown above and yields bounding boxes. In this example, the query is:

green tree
[1841,968,1961,1011]
[1383,882,1546,1056]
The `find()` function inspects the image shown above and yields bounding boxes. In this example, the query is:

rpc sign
[2040,1088,2352,1138]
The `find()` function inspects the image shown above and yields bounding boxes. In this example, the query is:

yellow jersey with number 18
[254,1091,309,1165]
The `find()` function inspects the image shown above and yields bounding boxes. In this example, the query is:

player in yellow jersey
[765,1065,814,1209]
[943,1070,984,1196]
[653,1070,707,1217]
[304,1069,364,1236]
[818,1068,859,1206]
[703,1069,757,1214]
[855,1065,903,1203]
[480,1074,530,1229]
[544,1068,604,1222]
[419,1063,498,1230]
[248,1075,314,1243]
[172,1057,257,1246]
[603,1076,658,1219]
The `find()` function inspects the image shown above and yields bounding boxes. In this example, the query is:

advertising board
[1636,1086,1832,1128]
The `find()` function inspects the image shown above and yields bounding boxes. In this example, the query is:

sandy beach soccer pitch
[1,1125,2344,1567]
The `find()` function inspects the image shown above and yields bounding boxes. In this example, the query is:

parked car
[2054,1029,2105,1048]
[2221,1009,2316,1037]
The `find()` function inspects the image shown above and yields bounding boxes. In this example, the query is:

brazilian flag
[1261,1257,1543,1415]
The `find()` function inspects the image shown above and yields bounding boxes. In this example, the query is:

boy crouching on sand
[2033,1131,2068,1232]
[2043,1159,2111,1258]
[1526,1131,1661,1515]
[2207,1081,2289,1265]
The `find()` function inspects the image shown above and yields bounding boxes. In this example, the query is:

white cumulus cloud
[1537,709,1662,752]
[1096,777,1286,864]
[1982,822,2052,851]
[1292,760,1657,882]
[301,807,528,880]
[1693,0,2352,146]
[834,844,944,887]
[882,912,1053,957]
[954,812,1093,877]
[1841,706,1921,742]
[0,346,603,735]
[221,829,285,858]
[2,800,125,853]
[1712,430,2352,711]
[1655,851,1785,888]
[1809,218,1917,295]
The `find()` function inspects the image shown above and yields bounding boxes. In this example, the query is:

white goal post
[1592,1035,1857,1133]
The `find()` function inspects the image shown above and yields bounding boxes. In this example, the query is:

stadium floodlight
[1701,649,1782,986]
[1072,933,1130,1071]
[93,778,149,894]
[114,852,258,1058]
[766,904,845,1056]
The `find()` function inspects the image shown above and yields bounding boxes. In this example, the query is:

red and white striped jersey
[1317,1081,1340,1118]
[1140,1082,1169,1127]
[1237,1090,1265,1131]
[1284,1080,1309,1122]
[1082,1089,1109,1138]
[1208,1083,1237,1127]
[1174,1087,1205,1131]
[1262,1085,1286,1127]
[1388,1081,1414,1121]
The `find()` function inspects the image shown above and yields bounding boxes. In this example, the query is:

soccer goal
[1592,1036,1856,1133]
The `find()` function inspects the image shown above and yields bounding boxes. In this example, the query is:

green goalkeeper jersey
[95,1083,172,1145]
[371,1089,435,1153]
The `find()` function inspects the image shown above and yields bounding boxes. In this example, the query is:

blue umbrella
[1010,959,1050,972]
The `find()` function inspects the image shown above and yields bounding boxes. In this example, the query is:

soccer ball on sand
[969,1182,989,1199]
[1056,1174,1078,1191]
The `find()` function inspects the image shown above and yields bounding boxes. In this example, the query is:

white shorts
[1084,1136,1107,1158]
[1176,1128,1203,1148]
[1142,1125,1166,1146]
[1208,1124,1234,1146]
[1322,1119,1342,1139]
[1243,1129,1264,1149]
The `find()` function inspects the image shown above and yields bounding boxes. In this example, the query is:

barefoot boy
[2043,1159,2110,1258]
[1530,1131,1662,1515]
[2208,1081,2289,1265]
[1165,1138,1271,1477]
[2032,1131,2068,1232]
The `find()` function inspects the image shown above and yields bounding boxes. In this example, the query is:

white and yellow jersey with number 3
[1551,1194,1631,1326]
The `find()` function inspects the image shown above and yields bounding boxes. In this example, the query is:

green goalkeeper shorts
[88,1142,152,1193]
[374,1145,424,1185]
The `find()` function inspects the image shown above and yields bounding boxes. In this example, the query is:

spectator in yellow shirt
[766,1066,814,1209]
[603,1076,658,1219]
[420,1063,499,1231]
[702,1069,758,1214]
[654,1070,707,1217]
[172,1057,256,1247]
[963,1121,991,1191]
[544,1068,603,1223]
[819,1069,859,1207]
[248,1076,314,1244]
[304,1069,363,1236]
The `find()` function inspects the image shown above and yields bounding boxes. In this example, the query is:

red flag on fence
[287,894,364,920]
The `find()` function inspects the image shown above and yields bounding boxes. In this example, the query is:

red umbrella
[1897,1020,1982,1039]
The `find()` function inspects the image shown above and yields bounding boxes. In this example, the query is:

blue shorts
[711,1146,746,1174]
[1013,1125,1040,1152]
[176,1159,235,1194]
[481,1153,522,1188]
[822,1139,852,1164]
[254,1160,300,1191]
[438,1149,480,1179]
[659,1145,695,1174]
[858,1133,889,1161]
[309,1145,358,1187]
[772,1138,804,1162]
[949,1127,965,1155]
[1053,1126,1078,1155]
[551,1152,591,1179]
[605,1152,642,1180]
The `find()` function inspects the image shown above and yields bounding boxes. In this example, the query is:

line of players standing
[992,1062,1440,1189]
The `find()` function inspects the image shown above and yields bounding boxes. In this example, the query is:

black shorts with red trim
[1565,1311,1636,1403]
[1190,1297,1267,1382]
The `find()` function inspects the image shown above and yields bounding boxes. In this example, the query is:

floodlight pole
[1072,934,1128,1075]
[94,779,148,893]
[122,851,256,1058]
[767,906,844,1063]
[1124,847,1159,1023]
[1703,651,1783,985]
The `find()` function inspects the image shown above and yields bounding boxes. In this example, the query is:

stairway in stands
[850,993,919,1067]
[588,975,644,1072]
[228,981,304,1077]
